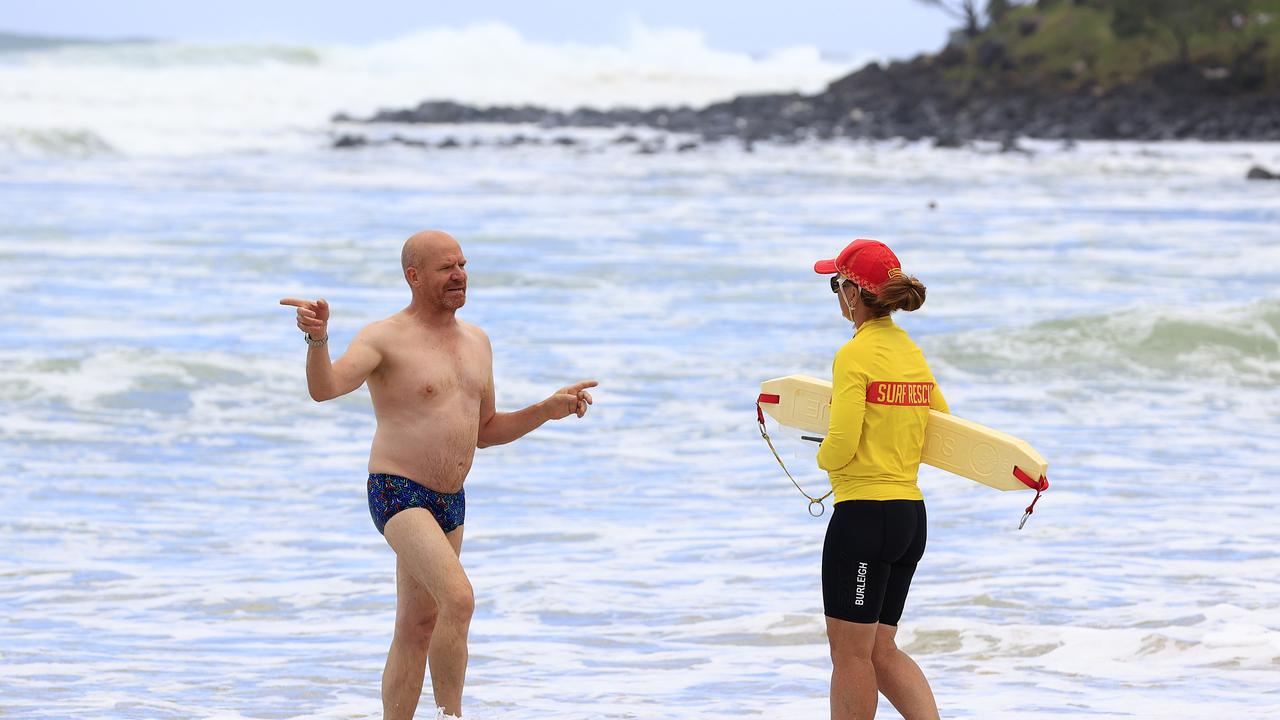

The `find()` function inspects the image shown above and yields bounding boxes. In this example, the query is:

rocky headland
[331,2,1280,152]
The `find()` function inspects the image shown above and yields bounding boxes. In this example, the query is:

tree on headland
[916,0,1023,37]
[915,0,983,37]
[1111,0,1246,66]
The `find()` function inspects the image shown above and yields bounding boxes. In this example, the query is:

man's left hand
[544,380,598,420]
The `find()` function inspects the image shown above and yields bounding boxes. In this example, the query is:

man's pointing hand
[280,297,330,340]
[544,380,598,420]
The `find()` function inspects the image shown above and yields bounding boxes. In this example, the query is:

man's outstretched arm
[280,297,383,402]
[477,374,597,448]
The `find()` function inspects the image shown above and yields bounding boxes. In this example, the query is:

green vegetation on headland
[924,0,1280,94]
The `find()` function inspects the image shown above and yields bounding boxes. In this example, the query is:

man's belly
[368,411,479,493]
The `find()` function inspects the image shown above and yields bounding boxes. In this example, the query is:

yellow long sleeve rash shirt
[816,316,949,502]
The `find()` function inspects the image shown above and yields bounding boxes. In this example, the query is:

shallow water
[3,134,1280,719]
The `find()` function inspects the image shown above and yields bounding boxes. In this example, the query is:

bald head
[401,230,460,273]
[401,230,468,311]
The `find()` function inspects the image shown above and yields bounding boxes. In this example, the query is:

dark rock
[391,134,429,148]
[332,134,368,149]
[660,107,702,132]
[414,101,483,123]
[977,40,1012,70]
[933,132,964,148]
[1150,63,1213,95]
[613,133,639,144]
[1229,39,1268,92]
[437,137,461,149]
[503,134,538,146]
[552,136,577,146]
[999,134,1032,154]
[935,45,966,69]
[1247,165,1279,180]
[676,142,699,152]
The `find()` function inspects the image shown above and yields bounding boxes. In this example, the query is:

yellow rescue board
[759,374,1047,492]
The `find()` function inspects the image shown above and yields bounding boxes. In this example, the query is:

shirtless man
[280,230,596,719]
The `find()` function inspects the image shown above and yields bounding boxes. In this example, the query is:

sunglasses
[830,275,854,294]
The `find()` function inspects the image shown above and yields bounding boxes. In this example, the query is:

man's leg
[871,624,939,720]
[427,525,465,713]
[383,509,473,718]
[827,616,879,720]
[381,553,436,720]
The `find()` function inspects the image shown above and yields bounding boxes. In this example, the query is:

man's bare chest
[374,340,488,403]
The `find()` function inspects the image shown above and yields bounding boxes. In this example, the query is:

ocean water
[2,31,1280,720]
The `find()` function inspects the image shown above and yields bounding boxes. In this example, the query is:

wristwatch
[305,333,328,347]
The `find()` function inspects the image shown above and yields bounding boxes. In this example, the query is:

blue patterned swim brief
[367,473,465,535]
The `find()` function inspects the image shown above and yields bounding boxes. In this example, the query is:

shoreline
[333,60,1280,151]
[324,122,1280,180]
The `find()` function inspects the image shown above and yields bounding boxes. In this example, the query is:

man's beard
[435,288,466,310]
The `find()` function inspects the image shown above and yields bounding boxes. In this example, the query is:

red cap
[813,239,902,293]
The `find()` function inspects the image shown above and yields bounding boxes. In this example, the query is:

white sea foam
[0,22,859,157]
[2,128,1279,717]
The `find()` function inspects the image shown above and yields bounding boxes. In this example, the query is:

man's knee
[438,580,474,623]
[395,611,438,650]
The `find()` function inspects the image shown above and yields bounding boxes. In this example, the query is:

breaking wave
[935,298,1280,385]
[0,23,861,157]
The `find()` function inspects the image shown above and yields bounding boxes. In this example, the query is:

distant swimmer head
[814,238,926,321]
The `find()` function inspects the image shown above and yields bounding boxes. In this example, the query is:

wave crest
[0,128,115,157]
[935,299,1280,385]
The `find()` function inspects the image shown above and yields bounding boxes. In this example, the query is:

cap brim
[813,259,837,274]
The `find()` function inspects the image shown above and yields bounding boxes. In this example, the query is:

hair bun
[863,274,926,314]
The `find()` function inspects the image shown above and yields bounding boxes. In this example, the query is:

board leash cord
[1013,467,1049,529]
[757,392,1048,528]
[756,393,831,517]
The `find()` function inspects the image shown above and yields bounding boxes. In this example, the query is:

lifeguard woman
[814,239,947,720]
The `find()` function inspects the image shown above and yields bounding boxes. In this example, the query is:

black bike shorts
[822,499,927,625]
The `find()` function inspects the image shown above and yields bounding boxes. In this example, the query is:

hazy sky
[1,0,958,59]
